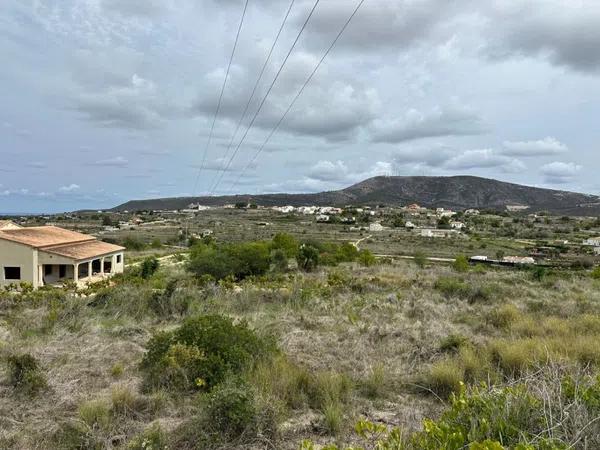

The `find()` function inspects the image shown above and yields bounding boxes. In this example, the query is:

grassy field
[1,247,600,448]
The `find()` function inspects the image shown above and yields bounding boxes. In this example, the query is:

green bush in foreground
[140,315,274,392]
[6,353,48,395]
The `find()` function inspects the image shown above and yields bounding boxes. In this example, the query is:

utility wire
[208,0,296,195]
[227,0,367,194]
[192,0,249,197]
[210,0,321,194]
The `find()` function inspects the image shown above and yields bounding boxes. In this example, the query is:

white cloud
[90,157,129,167]
[501,137,568,157]
[59,184,81,192]
[540,161,582,184]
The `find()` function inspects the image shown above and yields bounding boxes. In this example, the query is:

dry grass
[1,259,599,448]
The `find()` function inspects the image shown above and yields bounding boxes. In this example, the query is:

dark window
[116,254,122,263]
[4,267,21,280]
[44,265,52,276]
[59,265,66,278]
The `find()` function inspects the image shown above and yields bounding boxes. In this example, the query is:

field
[1,208,600,449]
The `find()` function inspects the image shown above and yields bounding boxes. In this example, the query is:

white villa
[0,225,125,289]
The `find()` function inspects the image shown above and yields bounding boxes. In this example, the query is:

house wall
[0,239,38,288]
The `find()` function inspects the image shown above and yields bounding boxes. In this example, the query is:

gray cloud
[371,105,489,143]
[540,161,582,184]
[484,2,600,73]
[89,157,129,167]
[501,137,568,157]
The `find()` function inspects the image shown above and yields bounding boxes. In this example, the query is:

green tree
[271,233,299,258]
[437,216,451,230]
[297,244,320,272]
[358,249,376,267]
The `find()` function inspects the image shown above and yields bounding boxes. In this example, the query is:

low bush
[6,353,48,395]
[434,277,471,299]
[127,423,168,450]
[358,249,376,267]
[297,244,320,272]
[140,256,160,279]
[188,241,271,280]
[452,254,470,273]
[592,266,600,280]
[205,379,258,437]
[140,314,275,392]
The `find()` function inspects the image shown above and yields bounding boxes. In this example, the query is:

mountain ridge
[112,176,600,215]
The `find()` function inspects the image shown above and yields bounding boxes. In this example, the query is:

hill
[112,176,600,215]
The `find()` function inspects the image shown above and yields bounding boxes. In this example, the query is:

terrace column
[74,264,79,283]
[38,265,44,288]
[100,257,105,276]
[88,261,92,279]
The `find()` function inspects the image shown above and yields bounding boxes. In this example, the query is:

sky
[1,0,600,213]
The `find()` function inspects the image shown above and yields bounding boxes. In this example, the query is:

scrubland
[1,236,600,449]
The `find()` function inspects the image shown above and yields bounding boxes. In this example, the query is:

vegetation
[1,212,600,449]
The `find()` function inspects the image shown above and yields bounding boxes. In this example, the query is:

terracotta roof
[0,226,95,248]
[0,220,22,230]
[42,240,125,261]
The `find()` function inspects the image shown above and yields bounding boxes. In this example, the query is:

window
[59,265,66,278]
[44,265,52,276]
[4,267,21,280]
[116,254,122,263]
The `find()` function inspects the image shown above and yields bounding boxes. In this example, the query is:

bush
[297,244,320,272]
[434,277,471,299]
[424,359,464,398]
[188,242,271,280]
[452,254,469,273]
[358,249,376,267]
[413,251,427,268]
[140,315,274,392]
[271,233,299,258]
[592,266,600,280]
[127,423,168,450]
[205,380,258,437]
[140,256,160,279]
[270,249,289,273]
[6,353,48,395]
[123,236,146,251]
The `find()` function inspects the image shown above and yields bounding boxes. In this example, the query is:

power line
[227,0,367,194]
[208,0,296,194]
[209,0,321,194]
[192,0,249,197]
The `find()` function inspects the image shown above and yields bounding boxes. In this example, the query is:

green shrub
[205,380,257,437]
[270,249,289,272]
[140,315,274,392]
[127,423,168,450]
[6,353,48,395]
[434,277,471,299]
[439,334,468,353]
[140,256,160,279]
[452,254,470,273]
[360,363,389,399]
[358,249,376,267]
[123,236,146,251]
[592,266,600,280]
[271,233,299,258]
[413,251,427,268]
[297,244,320,272]
[188,242,271,280]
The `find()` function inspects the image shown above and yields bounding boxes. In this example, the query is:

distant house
[369,222,385,232]
[419,228,459,238]
[405,221,416,229]
[0,226,125,289]
[0,220,22,230]
[450,221,465,230]
[583,237,600,247]
[316,214,330,223]
[503,256,536,265]
[465,209,480,216]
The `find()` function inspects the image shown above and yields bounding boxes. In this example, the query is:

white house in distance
[0,225,125,289]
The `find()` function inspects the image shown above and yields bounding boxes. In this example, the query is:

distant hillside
[112,176,600,215]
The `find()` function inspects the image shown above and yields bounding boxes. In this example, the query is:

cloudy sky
[1,0,599,213]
